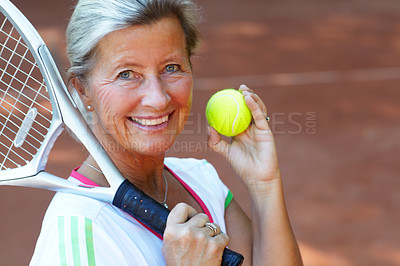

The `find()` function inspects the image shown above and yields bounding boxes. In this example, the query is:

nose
[141,76,171,111]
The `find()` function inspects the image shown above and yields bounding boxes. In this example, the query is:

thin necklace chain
[162,171,168,209]
[83,161,169,209]
[83,161,102,174]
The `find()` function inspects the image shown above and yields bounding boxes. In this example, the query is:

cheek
[171,79,192,133]
[94,83,140,117]
[170,78,193,109]
[96,85,117,113]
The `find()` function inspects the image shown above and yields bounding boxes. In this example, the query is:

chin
[131,138,175,156]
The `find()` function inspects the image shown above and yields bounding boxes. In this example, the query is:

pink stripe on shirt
[70,165,214,239]
[164,165,214,223]
[71,166,101,187]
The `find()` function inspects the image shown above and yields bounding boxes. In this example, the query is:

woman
[31,0,303,265]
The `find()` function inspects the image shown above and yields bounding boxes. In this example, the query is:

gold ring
[204,222,220,236]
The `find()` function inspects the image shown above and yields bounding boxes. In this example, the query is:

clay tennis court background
[1,0,400,265]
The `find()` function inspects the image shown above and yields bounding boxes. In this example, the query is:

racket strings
[0,24,51,118]
[0,16,52,170]
[0,135,35,166]
[0,80,51,131]
[0,112,45,144]
[0,43,52,108]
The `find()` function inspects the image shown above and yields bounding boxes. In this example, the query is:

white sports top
[30,158,232,266]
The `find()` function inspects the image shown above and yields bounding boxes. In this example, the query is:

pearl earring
[87,105,92,111]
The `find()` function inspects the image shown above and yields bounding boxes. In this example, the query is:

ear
[71,77,94,112]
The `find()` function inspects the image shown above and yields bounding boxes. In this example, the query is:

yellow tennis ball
[206,89,252,136]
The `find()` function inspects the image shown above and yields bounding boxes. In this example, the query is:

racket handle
[113,179,169,235]
[222,248,244,266]
[113,179,244,266]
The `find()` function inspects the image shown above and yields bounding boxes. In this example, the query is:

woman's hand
[162,203,229,266]
[207,84,280,188]
[207,85,303,265]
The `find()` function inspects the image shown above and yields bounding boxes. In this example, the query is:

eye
[118,70,138,79]
[165,64,179,73]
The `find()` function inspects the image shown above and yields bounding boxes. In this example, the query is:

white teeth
[132,115,169,126]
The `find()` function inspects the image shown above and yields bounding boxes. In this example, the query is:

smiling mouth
[130,113,171,126]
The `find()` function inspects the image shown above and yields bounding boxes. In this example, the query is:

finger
[242,91,268,117]
[207,126,231,160]
[186,213,210,228]
[239,84,269,125]
[213,232,230,247]
[203,222,221,237]
[207,233,230,256]
[243,91,270,130]
[167,203,197,226]
[238,84,253,94]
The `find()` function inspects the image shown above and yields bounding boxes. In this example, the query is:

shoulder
[43,192,109,221]
[164,157,207,169]
[165,157,231,228]
[165,157,225,192]
[164,156,227,192]
[31,193,165,265]
[31,194,108,265]
[164,157,218,178]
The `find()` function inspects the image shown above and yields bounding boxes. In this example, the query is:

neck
[79,152,167,201]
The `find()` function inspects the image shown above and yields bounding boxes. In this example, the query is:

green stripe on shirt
[225,190,233,208]
[70,216,81,265]
[58,216,96,266]
[85,218,96,266]
[58,216,67,266]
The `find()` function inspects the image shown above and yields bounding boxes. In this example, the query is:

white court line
[194,67,400,90]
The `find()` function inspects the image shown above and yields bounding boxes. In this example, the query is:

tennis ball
[206,89,252,136]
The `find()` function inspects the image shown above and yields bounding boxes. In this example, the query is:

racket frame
[0,0,124,201]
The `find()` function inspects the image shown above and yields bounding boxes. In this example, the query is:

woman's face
[85,17,193,155]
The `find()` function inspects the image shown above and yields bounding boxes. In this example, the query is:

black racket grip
[113,179,244,266]
[221,248,244,266]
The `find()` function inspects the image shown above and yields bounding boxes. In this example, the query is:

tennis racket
[0,0,243,265]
